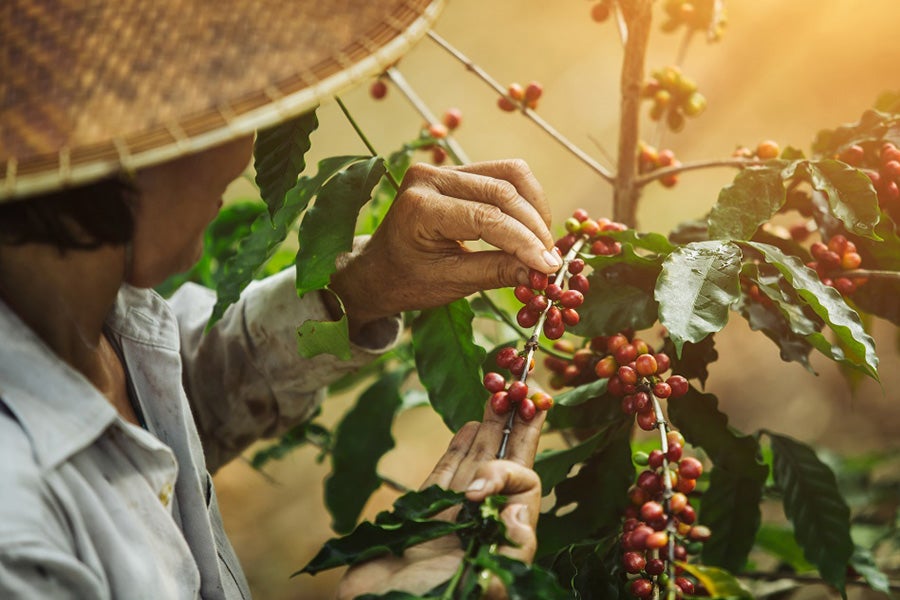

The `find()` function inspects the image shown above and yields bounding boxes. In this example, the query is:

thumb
[497,503,537,563]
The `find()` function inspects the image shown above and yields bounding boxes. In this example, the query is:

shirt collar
[0,285,178,469]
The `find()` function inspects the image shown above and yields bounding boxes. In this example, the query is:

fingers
[463,460,542,506]
[497,503,538,563]
[419,422,480,490]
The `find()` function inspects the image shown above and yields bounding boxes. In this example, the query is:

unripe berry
[564,217,581,233]
[483,372,506,393]
[427,122,448,139]
[531,391,554,411]
[669,492,688,514]
[579,218,601,237]
[689,524,712,542]
[667,430,686,447]
[645,531,669,550]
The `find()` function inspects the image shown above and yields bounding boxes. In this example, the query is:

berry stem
[477,291,573,360]
[426,31,615,183]
[496,236,588,460]
[635,156,771,187]
[650,394,678,600]
[383,67,472,165]
[674,27,696,68]
[614,0,653,228]
[335,96,402,191]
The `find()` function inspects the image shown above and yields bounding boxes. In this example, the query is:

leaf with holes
[655,241,742,356]
[295,157,386,296]
[325,370,406,533]
[748,241,878,379]
[412,299,487,431]
[208,155,365,327]
[708,167,785,240]
[768,432,854,597]
[254,110,319,217]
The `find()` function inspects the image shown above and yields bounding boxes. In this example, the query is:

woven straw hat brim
[0,0,445,202]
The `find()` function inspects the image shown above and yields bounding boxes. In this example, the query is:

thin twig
[635,157,769,187]
[674,28,696,67]
[837,269,900,281]
[379,474,411,494]
[476,291,573,361]
[334,96,401,191]
[384,67,472,165]
[426,31,615,183]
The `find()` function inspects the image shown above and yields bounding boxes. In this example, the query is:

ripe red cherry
[618,365,638,385]
[531,391,554,411]
[495,347,518,369]
[623,551,646,574]
[606,333,628,353]
[637,470,662,495]
[645,558,665,576]
[516,306,539,328]
[635,354,658,376]
[640,501,665,523]
[653,381,672,399]
[527,294,550,313]
[594,355,617,378]
[568,274,590,294]
[517,397,537,421]
[507,381,529,402]
[442,108,462,130]
[675,577,695,595]
[514,285,534,303]
[669,492,688,514]
[679,503,697,525]
[667,375,689,397]
[654,352,671,373]
[561,308,580,326]
[637,410,657,431]
[645,531,669,549]
[679,457,703,480]
[545,283,563,301]
[568,258,585,275]
[524,81,543,102]
[369,79,388,99]
[543,321,566,340]
[591,2,611,23]
[756,140,780,159]
[666,442,683,462]
[529,269,548,291]
[633,391,652,412]
[559,289,585,309]
[614,343,638,366]
[497,96,516,112]
[490,391,511,415]
[648,449,665,469]
[427,123,448,139]
[483,372,506,393]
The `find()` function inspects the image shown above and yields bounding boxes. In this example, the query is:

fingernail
[516,505,530,524]
[467,478,486,492]
[516,268,529,285]
[542,250,562,269]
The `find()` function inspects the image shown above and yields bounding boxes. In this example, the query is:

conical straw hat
[0,0,444,202]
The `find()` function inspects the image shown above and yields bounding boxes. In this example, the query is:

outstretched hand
[336,401,546,599]
[329,159,560,333]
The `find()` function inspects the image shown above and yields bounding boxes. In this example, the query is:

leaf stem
[442,536,478,600]
[384,67,471,165]
[426,31,614,183]
[334,96,401,191]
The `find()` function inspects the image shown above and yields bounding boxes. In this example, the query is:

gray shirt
[0,269,400,599]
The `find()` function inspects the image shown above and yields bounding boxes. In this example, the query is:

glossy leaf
[548,536,623,600]
[546,393,625,431]
[537,422,634,558]
[296,312,352,360]
[668,387,767,572]
[748,242,879,379]
[472,549,569,600]
[655,241,742,356]
[812,108,900,157]
[254,110,319,217]
[850,546,891,595]
[708,167,785,240]
[325,370,405,533]
[784,160,881,240]
[534,423,617,495]
[295,157,387,296]
[661,335,719,388]
[676,563,753,599]
[768,432,854,596]
[852,218,900,326]
[357,146,413,235]
[208,155,364,327]
[739,300,815,372]
[553,378,608,407]
[570,273,658,337]
[412,300,487,431]
[754,524,815,573]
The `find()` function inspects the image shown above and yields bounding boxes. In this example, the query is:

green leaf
[298,486,467,575]
[676,563,753,599]
[208,155,364,327]
[768,432,854,596]
[254,110,319,217]
[738,299,815,372]
[655,241,742,356]
[812,108,900,158]
[852,218,900,326]
[708,167,786,240]
[570,273,658,337]
[546,393,625,431]
[747,241,879,379]
[295,157,387,296]
[325,370,405,533]
[296,312,352,360]
[357,146,413,235]
[472,550,569,600]
[547,536,623,600]
[534,423,617,495]
[661,335,719,387]
[553,378,608,407]
[785,160,881,240]
[850,545,891,595]
[412,300,487,431]
[668,387,767,572]
[754,524,815,573]
[537,422,634,558]
[250,419,330,469]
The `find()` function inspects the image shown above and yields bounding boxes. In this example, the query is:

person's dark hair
[0,177,136,251]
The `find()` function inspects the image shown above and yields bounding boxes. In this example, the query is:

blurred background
[214,1,900,597]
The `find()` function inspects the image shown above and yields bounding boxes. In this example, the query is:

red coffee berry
[653,381,672,399]
[654,352,671,373]
[637,470,662,495]
[679,503,697,525]
[545,283,563,301]
[527,294,550,313]
[507,381,529,402]
[516,306,539,328]
[497,96,516,112]
[635,354,658,377]
[667,430,685,447]
[630,579,653,599]
[679,457,703,480]
[645,558,665,576]
[510,356,527,377]
[645,531,669,550]
[496,347,518,369]
[669,492,688,514]
[545,306,563,327]
[667,375,689,397]
[529,269,549,291]
[633,391,652,413]
[689,524,712,542]
[507,82,525,101]
[427,122,448,139]
[666,442,683,462]
[834,277,857,296]
[637,410,657,431]
[431,146,447,165]
[442,107,462,130]
[369,79,388,99]
[614,343,638,366]
[543,321,566,340]
[756,140,780,159]
[514,285,534,303]
[568,258,585,275]
[677,477,697,494]
[648,449,665,469]
[640,500,665,522]
[524,81,543,102]
[531,391,554,411]
[623,551,646,574]
[483,372,506,393]
[618,365,638,385]
[827,234,848,254]
[594,355,617,379]
[559,289,585,309]
[591,2,611,23]
[572,208,590,222]
[490,391,511,415]
[568,274,590,294]
[517,397,537,421]
[561,308,580,326]
[841,251,862,270]
[606,333,628,353]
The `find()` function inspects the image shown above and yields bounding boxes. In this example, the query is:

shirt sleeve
[168,267,402,472]
[0,543,107,600]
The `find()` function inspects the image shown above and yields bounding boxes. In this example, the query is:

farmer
[0,0,560,598]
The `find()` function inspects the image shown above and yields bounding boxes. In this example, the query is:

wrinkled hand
[329,160,559,332]
[336,402,546,600]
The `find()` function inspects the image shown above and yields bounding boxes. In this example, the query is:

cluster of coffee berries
[732,139,780,160]
[807,234,867,296]
[642,66,707,132]
[861,143,900,214]
[558,208,627,257]
[660,0,725,40]
[622,431,708,599]
[638,142,682,188]
[515,267,586,340]
[482,370,553,421]
[589,0,614,23]
[419,108,462,165]
[498,81,544,112]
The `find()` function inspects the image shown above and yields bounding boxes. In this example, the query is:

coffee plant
[162,1,900,598]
